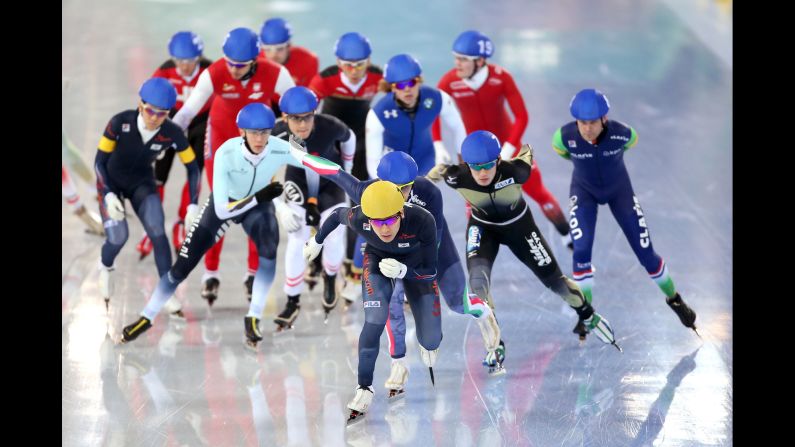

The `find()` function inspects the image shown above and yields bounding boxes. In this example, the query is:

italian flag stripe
[303,154,341,175]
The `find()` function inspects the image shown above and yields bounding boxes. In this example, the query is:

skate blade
[169,310,186,320]
[612,341,623,353]
[346,410,366,426]
[692,327,702,339]
[274,324,295,333]
[202,296,217,307]
[104,298,110,312]
[244,339,260,351]
[84,228,105,237]
[138,252,151,261]
[488,364,506,376]
[387,389,406,402]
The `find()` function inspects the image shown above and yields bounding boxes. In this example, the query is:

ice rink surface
[63,0,732,445]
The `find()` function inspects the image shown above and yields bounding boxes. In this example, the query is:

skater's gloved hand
[379,258,407,279]
[425,163,449,183]
[254,181,284,204]
[499,142,516,160]
[104,192,125,221]
[274,199,302,233]
[184,204,199,230]
[303,236,323,263]
[434,141,452,165]
[304,199,321,227]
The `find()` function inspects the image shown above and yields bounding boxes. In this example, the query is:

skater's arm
[325,170,371,204]
[314,206,351,243]
[404,213,438,281]
[622,125,638,152]
[438,90,466,157]
[507,144,533,183]
[175,135,200,204]
[365,109,384,179]
[502,70,529,149]
[552,128,571,160]
[340,129,356,173]
[94,115,121,196]
[172,69,213,130]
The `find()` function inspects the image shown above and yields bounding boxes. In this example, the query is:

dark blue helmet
[260,18,292,45]
[452,30,493,58]
[279,86,319,115]
[377,151,418,185]
[168,31,204,59]
[334,32,372,61]
[236,103,276,129]
[139,78,177,110]
[569,88,610,120]
[384,54,422,83]
[222,27,260,62]
[461,131,501,164]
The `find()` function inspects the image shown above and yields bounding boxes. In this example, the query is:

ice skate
[244,316,263,349]
[384,359,409,401]
[346,385,374,426]
[274,297,300,332]
[201,277,220,306]
[121,316,152,344]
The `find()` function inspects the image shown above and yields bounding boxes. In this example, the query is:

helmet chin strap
[241,61,258,81]
[467,58,485,80]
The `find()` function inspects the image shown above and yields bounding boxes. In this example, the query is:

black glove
[304,201,321,227]
[254,182,284,203]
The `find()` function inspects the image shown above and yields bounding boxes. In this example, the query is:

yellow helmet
[360,181,404,219]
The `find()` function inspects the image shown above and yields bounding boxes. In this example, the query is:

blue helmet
[236,103,276,129]
[461,131,501,164]
[452,30,493,58]
[139,78,177,110]
[222,27,260,62]
[377,151,418,185]
[569,88,610,120]
[279,86,318,115]
[168,31,204,59]
[384,54,422,83]
[260,18,292,45]
[334,32,372,61]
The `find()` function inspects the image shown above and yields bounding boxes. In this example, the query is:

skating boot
[121,316,152,343]
[346,385,374,426]
[274,296,300,332]
[172,220,185,255]
[163,296,185,320]
[305,257,322,291]
[583,312,622,352]
[322,272,339,323]
[201,277,220,306]
[75,205,104,236]
[419,345,439,386]
[477,312,504,375]
[384,358,409,401]
[98,262,114,309]
[482,340,506,376]
[244,316,263,349]
[135,234,153,260]
[573,319,588,343]
[244,274,254,302]
[666,293,699,336]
